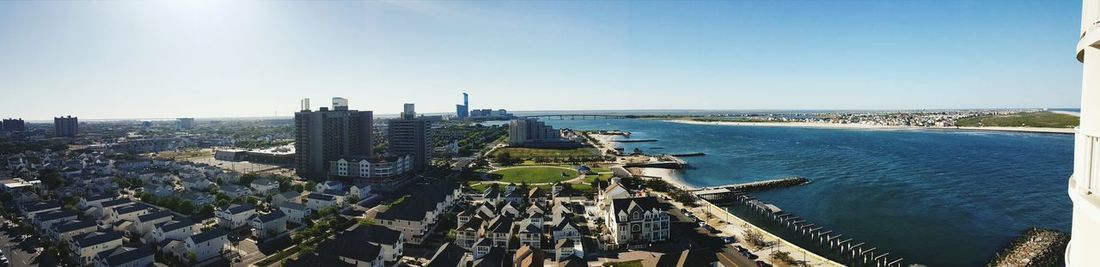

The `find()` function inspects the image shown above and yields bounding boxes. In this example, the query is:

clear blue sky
[0,0,1083,120]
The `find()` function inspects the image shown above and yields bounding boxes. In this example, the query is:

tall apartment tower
[2,119,25,132]
[1068,1,1100,265]
[295,97,374,179]
[54,116,78,137]
[177,118,195,130]
[508,118,559,146]
[388,103,432,171]
[455,92,469,119]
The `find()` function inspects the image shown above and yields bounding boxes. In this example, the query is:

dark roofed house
[350,225,405,262]
[375,183,460,244]
[93,246,154,267]
[426,242,469,267]
[606,196,670,246]
[185,229,229,262]
[49,220,98,242]
[249,210,288,239]
[70,231,124,266]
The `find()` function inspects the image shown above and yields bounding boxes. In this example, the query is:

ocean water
[544,119,1073,266]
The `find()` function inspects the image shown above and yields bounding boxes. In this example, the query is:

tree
[39,169,64,189]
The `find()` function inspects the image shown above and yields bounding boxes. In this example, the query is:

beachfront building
[1068,1,1100,265]
[604,196,670,247]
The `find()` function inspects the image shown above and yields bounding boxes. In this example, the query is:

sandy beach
[666,119,1075,134]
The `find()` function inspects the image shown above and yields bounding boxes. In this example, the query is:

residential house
[248,210,287,240]
[277,202,311,224]
[135,211,174,236]
[305,193,338,211]
[352,225,405,262]
[605,197,670,246]
[271,191,301,206]
[93,246,154,267]
[184,229,229,262]
[215,204,256,229]
[48,220,98,242]
[375,183,459,244]
[249,178,279,196]
[152,220,196,243]
[70,231,124,266]
[218,184,252,199]
[79,194,116,210]
[34,210,77,231]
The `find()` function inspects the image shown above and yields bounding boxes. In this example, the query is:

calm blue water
[545,119,1073,266]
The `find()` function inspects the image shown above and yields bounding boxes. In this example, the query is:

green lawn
[955,111,1079,128]
[492,147,600,158]
[491,167,580,184]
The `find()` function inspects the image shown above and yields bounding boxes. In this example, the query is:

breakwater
[987,228,1069,267]
[693,176,809,193]
[613,139,658,143]
[670,152,706,157]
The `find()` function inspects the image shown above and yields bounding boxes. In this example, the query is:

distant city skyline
[0,0,1083,121]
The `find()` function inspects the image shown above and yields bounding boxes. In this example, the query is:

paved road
[0,218,45,267]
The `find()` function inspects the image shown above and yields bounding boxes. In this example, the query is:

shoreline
[636,167,845,267]
[666,119,1075,134]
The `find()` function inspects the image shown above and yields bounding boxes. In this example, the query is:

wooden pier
[700,185,910,267]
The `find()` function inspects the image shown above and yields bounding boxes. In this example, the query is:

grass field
[491,167,580,183]
[955,111,1079,128]
[492,147,600,158]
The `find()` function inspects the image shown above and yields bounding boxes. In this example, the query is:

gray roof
[73,231,123,248]
[251,210,286,223]
[188,229,228,244]
[376,183,457,221]
[224,204,255,214]
[354,225,403,245]
[35,210,76,221]
[156,220,194,233]
[137,210,173,222]
[96,246,153,266]
[51,220,96,233]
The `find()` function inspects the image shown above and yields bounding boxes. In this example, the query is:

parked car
[734,245,748,253]
[755,260,771,267]
[722,237,735,244]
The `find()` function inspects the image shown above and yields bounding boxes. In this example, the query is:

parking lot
[0,215,57,267]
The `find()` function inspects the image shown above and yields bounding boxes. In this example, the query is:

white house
[184,229,229,262]
[277,202,311,225]
[605,196,670,246]
[248,210,288,240]
[249,178,279,196]
[70,231,124,266]
[93,246,154,267]
[353,225,405,262]
[33,210,77,231]
[152,220,197,243]
[271,191,301,206]
[48,220,98,242]
[78,194,115,210]
[215,204,256,229]
[305,193,339,211]
[134,210,174,236]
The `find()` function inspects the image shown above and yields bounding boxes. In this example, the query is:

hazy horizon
[0,1,1083,120]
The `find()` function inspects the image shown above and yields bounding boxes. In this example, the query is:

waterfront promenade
[654,190,845,267]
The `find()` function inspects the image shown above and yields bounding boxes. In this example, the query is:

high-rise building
[177,118,195,130]
[455,92,469,119]
[388,103,432,171]
[2,118,25,132]
[1067,1,1100,265]
[54,116,78,137]
[295,97,374,179]
[508,118,563,146]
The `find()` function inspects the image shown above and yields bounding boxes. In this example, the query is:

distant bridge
[521,114,632,120]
